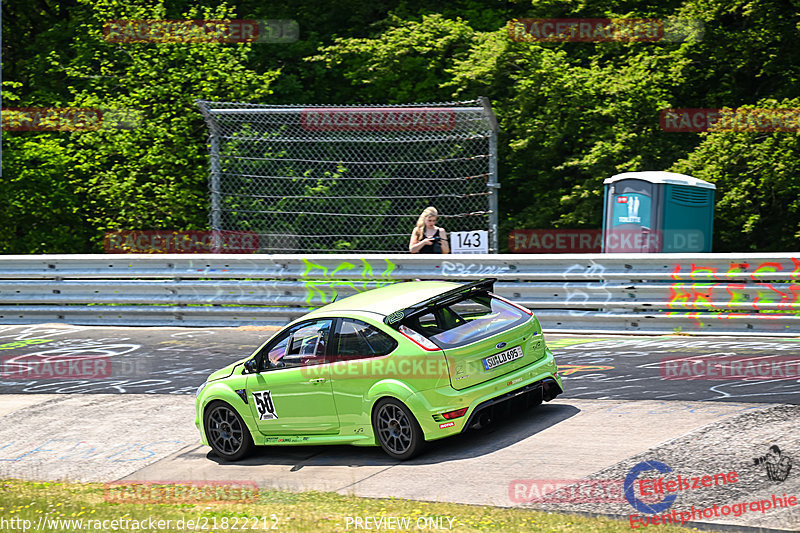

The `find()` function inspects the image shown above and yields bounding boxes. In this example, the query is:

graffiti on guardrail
[301,258,396,305]
[440,260,511,277]
[1,255,798,333]
[667,259,800,323]
[563,263,613,316]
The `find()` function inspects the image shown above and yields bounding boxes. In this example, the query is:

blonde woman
[409,207,450,254]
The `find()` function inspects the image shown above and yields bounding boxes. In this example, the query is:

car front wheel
[204,401,254,461]
[372,398,425,460]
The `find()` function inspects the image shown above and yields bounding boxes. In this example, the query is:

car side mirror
[244,359,258,374]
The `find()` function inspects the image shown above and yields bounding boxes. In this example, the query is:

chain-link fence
[197,99,498,253]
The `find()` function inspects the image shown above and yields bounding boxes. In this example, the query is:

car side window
[334,319,397,361]
[259,319,332,370]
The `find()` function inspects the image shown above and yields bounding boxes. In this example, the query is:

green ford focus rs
[195,278,563,461]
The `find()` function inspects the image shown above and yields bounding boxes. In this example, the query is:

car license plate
[482,346,524,371]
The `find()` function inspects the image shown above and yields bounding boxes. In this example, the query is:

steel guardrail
[0,253,797,335]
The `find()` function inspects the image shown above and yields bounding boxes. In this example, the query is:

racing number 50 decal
[253,390,279,421]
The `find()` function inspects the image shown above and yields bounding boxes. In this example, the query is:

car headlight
[196,381,208,398]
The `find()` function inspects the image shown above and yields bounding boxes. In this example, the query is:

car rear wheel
[204,401,254,461]
[372,398,425,460]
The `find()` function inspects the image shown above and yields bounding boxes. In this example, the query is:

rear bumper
[406,349,562,440]
[461,377,562,432]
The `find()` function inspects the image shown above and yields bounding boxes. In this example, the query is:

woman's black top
[418,228,443,254]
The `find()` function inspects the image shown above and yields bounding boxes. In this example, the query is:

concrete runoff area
[1,393,796,530]
[0,394,60,418]
[0,395,198,482]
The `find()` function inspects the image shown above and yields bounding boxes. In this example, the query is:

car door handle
[309,378,326,384]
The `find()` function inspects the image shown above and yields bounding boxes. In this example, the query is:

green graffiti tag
[0,339,53,350]
[301,258,396,306]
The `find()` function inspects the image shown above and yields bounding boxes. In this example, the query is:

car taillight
[491,293,534,315]
[398,324,440,351]
[441,407,468,419]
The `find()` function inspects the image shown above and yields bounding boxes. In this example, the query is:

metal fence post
[198,102,222,232]
[481,97,500,254]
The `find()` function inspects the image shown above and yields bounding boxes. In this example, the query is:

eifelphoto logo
[629,494,799,528]
[1,107,142,132]
[507,17,703,43]
[103,19,298,44]
[660,108,800,132]
[660,356,800,380]
[624,454,795,528]
[753,445,793,482]
[625,460,740,515]
[104,230,260,253]
[104,480,258,504]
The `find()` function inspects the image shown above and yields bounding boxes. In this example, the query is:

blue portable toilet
[602,171,715,253]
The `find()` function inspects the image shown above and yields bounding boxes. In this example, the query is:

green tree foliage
[3,0,800,252]
[307,14,478,103]
[448,36,695,233]
[1,82,87,252]
[2,0,278,252]
[671,100,800,251]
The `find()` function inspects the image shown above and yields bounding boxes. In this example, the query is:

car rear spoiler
[383,278,497,328]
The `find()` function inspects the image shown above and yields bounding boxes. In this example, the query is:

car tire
[204,400,254,462]
[372,398,425,460]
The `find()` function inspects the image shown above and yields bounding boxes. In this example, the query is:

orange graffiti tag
[557,365,615,376]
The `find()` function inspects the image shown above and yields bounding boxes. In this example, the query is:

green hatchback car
[195,278,563,461]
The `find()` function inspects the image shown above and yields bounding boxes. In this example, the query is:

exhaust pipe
[470,411,493,430]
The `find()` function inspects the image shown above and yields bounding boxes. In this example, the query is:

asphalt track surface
[0,324,798,403]
[1,324,799,532]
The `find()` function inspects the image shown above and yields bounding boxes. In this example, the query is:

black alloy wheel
[372,398,425,460]
[204,401,254,461]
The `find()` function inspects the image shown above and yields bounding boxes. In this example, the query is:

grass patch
[0,478,719,532]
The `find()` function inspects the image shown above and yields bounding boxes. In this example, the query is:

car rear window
[404,294,530,348]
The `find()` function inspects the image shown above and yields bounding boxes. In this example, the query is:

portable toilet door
[602,171,715,253]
